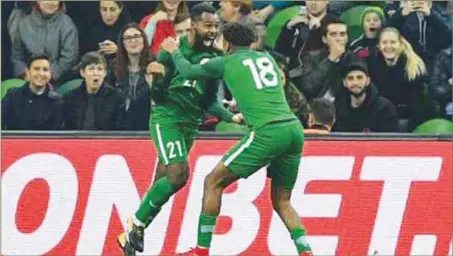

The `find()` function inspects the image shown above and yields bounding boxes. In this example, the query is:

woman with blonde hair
[366,27,433,131]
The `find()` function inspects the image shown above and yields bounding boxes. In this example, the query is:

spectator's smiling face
[163,0,181,12]
[378,31,402,61]
[306,0,329,17]
[122,28,144,55]
[193,12,220,48]
[80,63,107,91]
[343,70,370,98]
[37,1,60,15]
[28,59,51,88]
[100,1,122,26]
[363,13,382,39]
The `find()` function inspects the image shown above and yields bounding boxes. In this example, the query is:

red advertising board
[1,139,452,255]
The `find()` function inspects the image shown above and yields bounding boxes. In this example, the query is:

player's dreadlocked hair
[223,22,256,47]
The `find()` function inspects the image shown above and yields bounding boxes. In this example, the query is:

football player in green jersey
[117,3,243,255]
[159,22,313,256]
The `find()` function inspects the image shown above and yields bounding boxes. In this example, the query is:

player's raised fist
[145,61,165,86]
[160,37,179,53]
[232,113,244,124]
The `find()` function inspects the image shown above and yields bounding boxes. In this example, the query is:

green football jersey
[171,48,297,130]
[151,36,233,127]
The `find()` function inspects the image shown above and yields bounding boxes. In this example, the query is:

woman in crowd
[11,0,79,85]
[81,1,131,61]
[366,27,431,131]
[110,23,152,131]
[139,0,189,56]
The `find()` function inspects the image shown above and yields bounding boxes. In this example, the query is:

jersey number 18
[242,57,278,90]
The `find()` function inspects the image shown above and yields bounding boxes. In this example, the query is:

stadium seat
[56,78,83,96]
[265,6,302,49]
[413,119,453,135]
[340,5,370,42]
[1,78,26,99]
[215,121,248,133]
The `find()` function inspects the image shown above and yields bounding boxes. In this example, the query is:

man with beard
[117,3,242,255]
[332,62,398,133]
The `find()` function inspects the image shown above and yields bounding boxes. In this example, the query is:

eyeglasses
[123,34,143,42]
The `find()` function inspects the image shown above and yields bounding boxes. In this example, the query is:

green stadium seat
[265,6,302,49]
[56,78,83,96]
[216,121,248,133]
[1,78,26,99]
[413,119,453,135]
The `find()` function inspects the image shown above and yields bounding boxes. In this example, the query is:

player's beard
[194,32,217,50]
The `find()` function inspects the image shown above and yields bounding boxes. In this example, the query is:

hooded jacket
[333,84,398,132]
[11,7,79,81]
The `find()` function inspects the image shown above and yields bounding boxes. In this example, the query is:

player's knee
[166,162,189,191]
[204,164,232,192]
[271,194,291,213]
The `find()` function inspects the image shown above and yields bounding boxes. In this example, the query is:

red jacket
[139,14,176,56]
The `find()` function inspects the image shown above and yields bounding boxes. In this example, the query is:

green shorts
[222,119,304,190]
[150,121,198,166]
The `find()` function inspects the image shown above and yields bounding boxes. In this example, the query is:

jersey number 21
[242,57,278,90]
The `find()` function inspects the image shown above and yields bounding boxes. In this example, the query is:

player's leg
[126,122,190,252]
[180,131,272,255]
[268,125,313,256]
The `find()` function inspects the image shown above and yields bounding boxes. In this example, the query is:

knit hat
[360,6,385,27]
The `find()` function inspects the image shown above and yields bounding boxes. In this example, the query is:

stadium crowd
[1,0,452,133]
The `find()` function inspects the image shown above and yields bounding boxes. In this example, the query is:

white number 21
[242,57,278,90]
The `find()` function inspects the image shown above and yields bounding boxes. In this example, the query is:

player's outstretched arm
[171,49,224,80]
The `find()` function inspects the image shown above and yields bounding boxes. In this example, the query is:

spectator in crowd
[429,46,452,119]
[62,52,125,130]
[11,0,79,85]
[218,0,265,50]
[333,62,398,133]
[2,54,63,130]
[387,0,452,70]
[81,1,132,60]
[173,13,191,40]
[251,1,296,23]
[139,0,189,56]
[304,98,336,134]
[273,53,311,126]
[274,0,337,71]
[290,18,358,102]
[366,27,429,131]
[350,7,385,60]
[109,24,152,131]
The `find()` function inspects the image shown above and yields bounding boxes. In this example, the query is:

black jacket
[333,85,398,132]
[429,47,452,107]
[290,48,359,101]
[62,82,125,130]
[110,69,151,131]
[2,83,63,130]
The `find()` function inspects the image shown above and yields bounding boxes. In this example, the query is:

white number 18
[242,57,278,90]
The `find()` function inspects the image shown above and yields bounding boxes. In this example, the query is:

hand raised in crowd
[160,37,180,54]
[145,61,166,86]
[417,1,432,16]
[401,1,415,16]
[328,40,346,62]
[287,14,309,29]
[150,11,169,22]
[98,40,118,55]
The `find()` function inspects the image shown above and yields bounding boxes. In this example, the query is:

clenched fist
[145,61,165,86]
[160,37,180,54]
